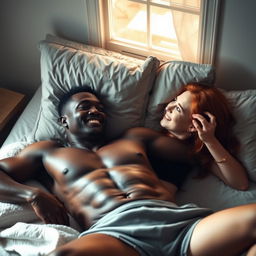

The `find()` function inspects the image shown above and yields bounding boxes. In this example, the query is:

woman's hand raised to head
[192,111,249,190]
[192,112,217,144]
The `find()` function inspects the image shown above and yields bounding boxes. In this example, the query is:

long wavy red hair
[177,83,238,172]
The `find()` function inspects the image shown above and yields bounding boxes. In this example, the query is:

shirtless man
[1,87,256,256]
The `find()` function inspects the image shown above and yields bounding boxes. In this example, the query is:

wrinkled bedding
[0,223,79,256]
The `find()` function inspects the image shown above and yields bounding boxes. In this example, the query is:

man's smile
[87,119,102,126]
[85,115,104,127]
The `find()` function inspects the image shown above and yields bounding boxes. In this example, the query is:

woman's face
[160,90,194,138]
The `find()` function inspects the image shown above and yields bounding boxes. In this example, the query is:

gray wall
[0,0,256,99]
[0,0,89,98]
[215,0,256,90]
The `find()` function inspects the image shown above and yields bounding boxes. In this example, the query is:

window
[85,0,220,64]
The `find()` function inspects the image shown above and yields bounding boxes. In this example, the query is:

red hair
[177,84,238,173]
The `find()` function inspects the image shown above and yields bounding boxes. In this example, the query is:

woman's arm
[192,113,248,191]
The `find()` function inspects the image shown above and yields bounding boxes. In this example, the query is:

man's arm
[0,141,69,225]
[124,127,193,163]
[0,158,40,203]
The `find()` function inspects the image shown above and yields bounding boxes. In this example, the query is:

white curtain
[171,0,200,62]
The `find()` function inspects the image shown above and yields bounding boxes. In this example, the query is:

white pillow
[145,61,215,130]
[223,89,256,181]
[29,35,159,142]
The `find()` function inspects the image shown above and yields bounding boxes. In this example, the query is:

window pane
[110,0,147,46]
[104,0,204,62]
[150,0,200,10]
[150,5,199,61]
[172,8,200,61]
[150,6,181,58]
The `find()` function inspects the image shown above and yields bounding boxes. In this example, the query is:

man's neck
[66,134,105,152]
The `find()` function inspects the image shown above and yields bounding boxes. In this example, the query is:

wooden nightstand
[0,88,26,145]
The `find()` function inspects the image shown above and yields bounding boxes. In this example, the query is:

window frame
[85,0,220,64]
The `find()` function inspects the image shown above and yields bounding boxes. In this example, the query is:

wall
[215,0,256,90]
[0,0,89,98]
[0,0,256,99]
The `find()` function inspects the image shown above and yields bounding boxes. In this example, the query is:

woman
[160,83,248,190]
[159,83,256,255]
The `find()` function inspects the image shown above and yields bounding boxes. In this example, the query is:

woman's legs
[188,204,256,256]
[47,233,140,256]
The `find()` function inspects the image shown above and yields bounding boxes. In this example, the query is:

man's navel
[62,168,69,175]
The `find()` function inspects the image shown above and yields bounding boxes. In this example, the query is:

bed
[0,34,256,256]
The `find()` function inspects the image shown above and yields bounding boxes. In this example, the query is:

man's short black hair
[58,85,99,116]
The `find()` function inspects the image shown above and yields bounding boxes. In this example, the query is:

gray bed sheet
[2,86,42,147]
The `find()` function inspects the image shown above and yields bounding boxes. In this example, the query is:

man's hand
[29,189,70,225]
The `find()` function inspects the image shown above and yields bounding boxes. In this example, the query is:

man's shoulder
[18,140,63,158]
[124,127,161,141]
[126,128,193,162]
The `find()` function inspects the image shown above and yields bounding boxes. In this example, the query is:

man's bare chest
[42,139,151,183]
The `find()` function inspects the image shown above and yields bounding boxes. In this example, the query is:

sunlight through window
[101,0,219,63]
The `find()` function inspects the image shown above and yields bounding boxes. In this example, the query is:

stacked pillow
[29,34,160,142]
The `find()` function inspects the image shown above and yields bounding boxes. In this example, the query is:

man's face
[62,92,106,137]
